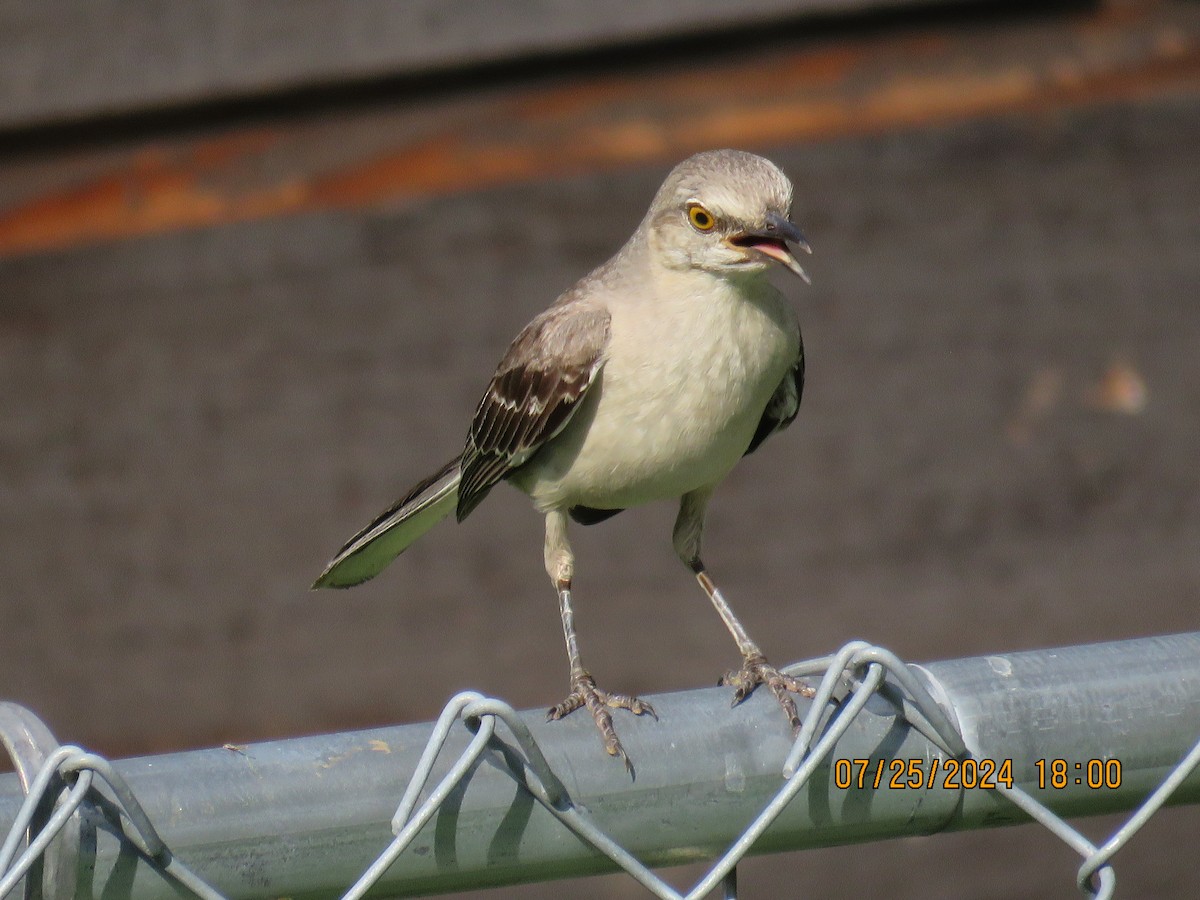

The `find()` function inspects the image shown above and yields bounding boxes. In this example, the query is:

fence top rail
[2,631,1199,899]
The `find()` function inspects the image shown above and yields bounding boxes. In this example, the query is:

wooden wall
[2,3,1199,898]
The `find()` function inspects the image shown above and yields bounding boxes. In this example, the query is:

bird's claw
[720,655,815,733]
[548,670,656,774]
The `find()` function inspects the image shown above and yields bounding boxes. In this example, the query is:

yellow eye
[687,203,716,232]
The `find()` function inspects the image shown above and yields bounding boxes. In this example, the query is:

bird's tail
[312,456,462,589]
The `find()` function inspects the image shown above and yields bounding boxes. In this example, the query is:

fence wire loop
[2,639,1200,899]
[0,703,78,900]
[1077,731,1200,891]
[0,739,224,900]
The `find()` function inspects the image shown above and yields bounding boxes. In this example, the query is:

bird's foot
[720,654,815,733]
[548,670,657,774]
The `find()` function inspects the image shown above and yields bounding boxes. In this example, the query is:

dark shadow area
[0,0,1095,158]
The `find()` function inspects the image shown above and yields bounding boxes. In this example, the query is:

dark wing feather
[745,340,804,456]
[458,302,610,520]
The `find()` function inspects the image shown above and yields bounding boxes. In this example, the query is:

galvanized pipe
[1,632,1198,899]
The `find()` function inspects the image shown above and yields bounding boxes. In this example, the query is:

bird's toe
[722,655,814,732]
[547,671,655,773]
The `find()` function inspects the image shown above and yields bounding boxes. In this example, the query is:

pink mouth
[733,236,788,260]
[729,236,810,283]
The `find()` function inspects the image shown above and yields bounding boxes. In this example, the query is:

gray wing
[457,302,610,520]
[745,340,804,456]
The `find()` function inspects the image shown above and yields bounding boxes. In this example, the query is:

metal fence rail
[2,632,1200,899]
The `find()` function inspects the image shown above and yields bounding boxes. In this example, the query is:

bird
[314,149,815,770]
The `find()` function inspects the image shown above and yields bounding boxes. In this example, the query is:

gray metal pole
[2,632,1199,899]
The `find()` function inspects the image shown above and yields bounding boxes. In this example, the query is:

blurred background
[1,0,1198,897]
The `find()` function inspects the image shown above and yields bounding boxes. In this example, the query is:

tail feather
[313,456,462,589]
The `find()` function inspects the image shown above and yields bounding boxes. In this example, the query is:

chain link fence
[3,633,1200,899]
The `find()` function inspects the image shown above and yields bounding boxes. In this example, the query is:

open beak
[729,211,812,284]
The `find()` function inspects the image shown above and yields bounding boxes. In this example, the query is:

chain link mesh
[3,639,1199,899]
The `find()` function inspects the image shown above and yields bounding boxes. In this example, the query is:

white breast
[514,270,799,511]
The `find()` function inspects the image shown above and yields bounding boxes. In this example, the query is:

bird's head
[645,149,812,284]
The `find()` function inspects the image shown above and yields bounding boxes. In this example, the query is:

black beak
[763,211,812,255]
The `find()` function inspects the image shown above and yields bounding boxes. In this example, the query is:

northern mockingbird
[315,149,814,769]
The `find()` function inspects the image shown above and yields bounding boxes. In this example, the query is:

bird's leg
[542,510,655,771]
[674,491,814,733]
[547,580,657,769]
[691,562,815,730]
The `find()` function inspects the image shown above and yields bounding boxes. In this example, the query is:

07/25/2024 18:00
[832,757,1123,791]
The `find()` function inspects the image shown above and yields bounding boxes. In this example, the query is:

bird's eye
[687,203,716,232]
